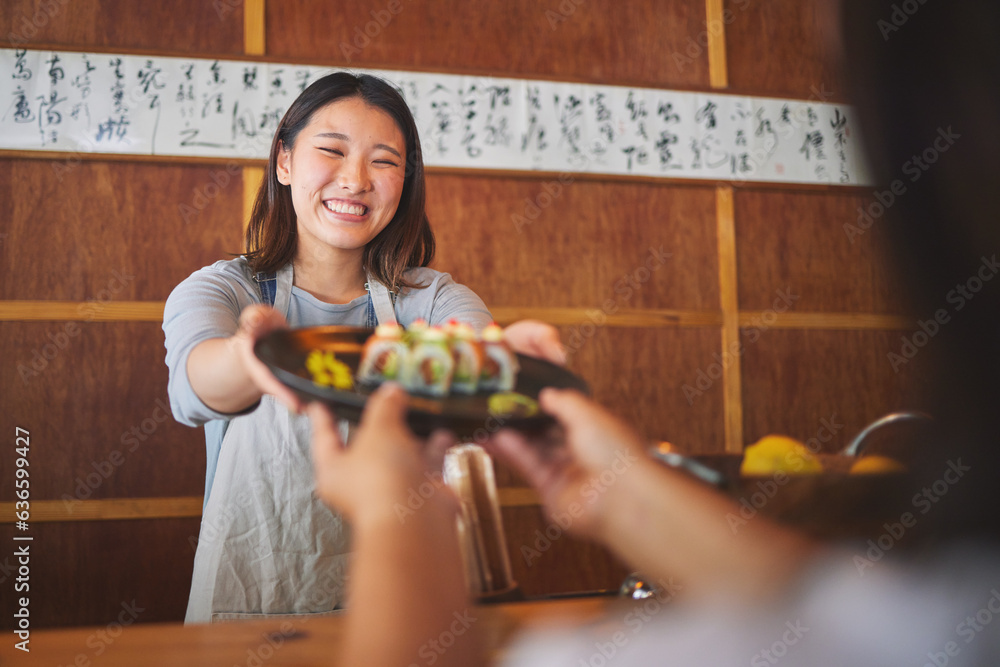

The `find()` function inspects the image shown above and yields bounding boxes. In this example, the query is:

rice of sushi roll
[403,326,455,397]
[356,323,409,385]
[446,320,484,395]
[478,323,519,392]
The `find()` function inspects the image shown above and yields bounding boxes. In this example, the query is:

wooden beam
[0,302,917,330]
[489,307,723,328]
[1,491,542,524]
[0,301,165,321]
[737,312,913,330]
[1,497,203,523]
[243,166,264,245]
[705,0,729,89]
[243,0,266,56]
[716,186,744,453]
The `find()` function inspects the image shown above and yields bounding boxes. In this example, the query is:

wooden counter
[0,596,621,666]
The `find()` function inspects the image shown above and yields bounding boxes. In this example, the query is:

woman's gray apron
[185,264,397,623]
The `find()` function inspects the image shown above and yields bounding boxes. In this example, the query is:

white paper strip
[0,48,872,185]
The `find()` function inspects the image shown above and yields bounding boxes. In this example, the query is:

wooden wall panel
[567,326,725,452]
[0,160,244,301]
[0,0,243,54]
[734,189,905,313]
[0,0,925,633]
[0,519,199,629]
[724,0,847,101]
[740,329,933,452]
[266,0,710,89]
[0,321,205,500]
[427,175,719,310]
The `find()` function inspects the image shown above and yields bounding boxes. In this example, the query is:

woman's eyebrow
[314,132,402,158]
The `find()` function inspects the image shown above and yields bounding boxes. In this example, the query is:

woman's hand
[231,304,306,412]
[487,388,648,543]
[502,319,566,365]
[309,384,457,522]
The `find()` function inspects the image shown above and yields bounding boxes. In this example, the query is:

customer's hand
[503,319,567,365]
[487,388,648,542]
[309,383,457,523]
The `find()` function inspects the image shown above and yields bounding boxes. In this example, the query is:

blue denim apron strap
[254,272,278,306]
[253,263,293,315]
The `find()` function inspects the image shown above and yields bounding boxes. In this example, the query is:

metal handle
[647,448,726,488]
[841,411,934,457]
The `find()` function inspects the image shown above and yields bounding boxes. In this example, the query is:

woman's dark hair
[244,71,434,291]
[841,1,1000,543]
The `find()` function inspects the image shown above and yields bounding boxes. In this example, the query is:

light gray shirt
[504,546,1000,666]
[163,257,492,500]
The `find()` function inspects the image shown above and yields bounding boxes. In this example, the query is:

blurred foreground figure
[308,2,1000,665]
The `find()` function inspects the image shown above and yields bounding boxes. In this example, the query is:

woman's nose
[336,157,371,193]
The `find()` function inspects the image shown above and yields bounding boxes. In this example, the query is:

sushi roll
[478,323,519,392]
[447,321,484,395]
[356,323,409,385]
[403,326,455,397]
[403,317,429,346]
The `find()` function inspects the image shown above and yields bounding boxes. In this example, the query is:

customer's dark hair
[244,71,434,290]
[841,0,1000,543]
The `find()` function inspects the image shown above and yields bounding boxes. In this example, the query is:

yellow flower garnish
[305,350,354,390]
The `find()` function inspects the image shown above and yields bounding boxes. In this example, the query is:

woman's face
[277,96,406,258]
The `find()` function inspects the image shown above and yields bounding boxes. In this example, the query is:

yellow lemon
[740,435,824,476]
[850,455,908,475]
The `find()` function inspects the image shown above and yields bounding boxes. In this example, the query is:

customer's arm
[489,389,820,601]
[309,385,480,667]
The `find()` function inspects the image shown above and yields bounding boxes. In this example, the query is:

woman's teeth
[325,201,367,216]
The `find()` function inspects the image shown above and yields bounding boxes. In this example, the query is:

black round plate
[254,326,589,438]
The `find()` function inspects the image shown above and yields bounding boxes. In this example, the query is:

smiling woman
[160,72,563,624]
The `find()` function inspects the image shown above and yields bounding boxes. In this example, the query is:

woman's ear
[276,142,292,185]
